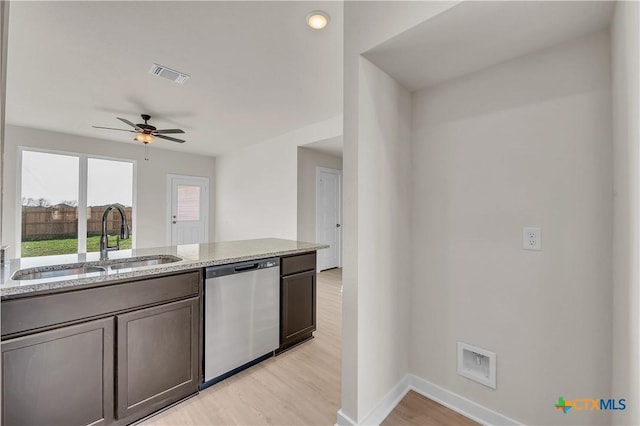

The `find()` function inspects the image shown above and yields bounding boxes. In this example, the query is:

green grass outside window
[21,235,132,257]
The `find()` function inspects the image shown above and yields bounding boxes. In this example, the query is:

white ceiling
[363,1,614,92]
[6,1,343,156]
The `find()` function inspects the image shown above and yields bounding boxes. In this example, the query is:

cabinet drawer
[281,252,316,276]
[2,270,200,338]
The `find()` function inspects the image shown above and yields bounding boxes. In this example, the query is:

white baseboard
[359,375,411,425]
[408,374,521,426]
[336,374,521,426]
[336,409,356,426]
[335,376,410,426]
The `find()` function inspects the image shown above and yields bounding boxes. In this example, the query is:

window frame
[17,146,137,257]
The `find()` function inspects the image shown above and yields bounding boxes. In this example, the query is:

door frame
[315,166,342,269]
[166,174,209,246]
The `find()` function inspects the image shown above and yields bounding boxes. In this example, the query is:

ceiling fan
[93,114,186,145]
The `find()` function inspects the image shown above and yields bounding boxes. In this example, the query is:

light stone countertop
[0,238,328,299]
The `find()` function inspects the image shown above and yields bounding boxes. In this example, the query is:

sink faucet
[100,203,130,260]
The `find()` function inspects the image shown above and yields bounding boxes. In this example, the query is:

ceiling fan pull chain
[144,144,149,161]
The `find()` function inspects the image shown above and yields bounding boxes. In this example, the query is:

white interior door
[168,175,209,246]
[316,167,342,271]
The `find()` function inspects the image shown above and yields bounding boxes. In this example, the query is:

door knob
[336,224,341,228]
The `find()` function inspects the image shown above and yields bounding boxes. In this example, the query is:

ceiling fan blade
[154,129,185,134]
[92,126,136,133]
[117,117,141,130]
[155,134,186,143]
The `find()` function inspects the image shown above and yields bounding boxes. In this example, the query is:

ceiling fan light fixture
[307,10,329,30]
[135,133,155,144]
[94,114,186,144]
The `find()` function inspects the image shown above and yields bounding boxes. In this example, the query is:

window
[176,185,201,221]
[86,158,133,253]
[19,149,135,257]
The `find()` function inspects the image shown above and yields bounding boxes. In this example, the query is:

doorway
[316,167,342,271]
[167,175,209,246]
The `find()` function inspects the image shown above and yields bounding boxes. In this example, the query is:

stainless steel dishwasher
[203,257,280,387]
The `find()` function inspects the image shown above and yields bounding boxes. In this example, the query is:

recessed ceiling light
[307,10,329,30]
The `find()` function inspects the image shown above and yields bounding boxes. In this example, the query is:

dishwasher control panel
[205,257,280,279]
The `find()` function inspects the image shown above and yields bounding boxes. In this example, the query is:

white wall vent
[148,63,190,84]
[457,342,496,389]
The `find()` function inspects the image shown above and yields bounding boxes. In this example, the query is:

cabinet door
[281,270,317,346]
[2,318,114,426]
[116,297,199,421]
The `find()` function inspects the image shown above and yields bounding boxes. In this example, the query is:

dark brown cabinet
[116,298,199,421]
[1,317,115,426]
[1,270,201,426]
[279,252,317,352]
[281,270,316,344]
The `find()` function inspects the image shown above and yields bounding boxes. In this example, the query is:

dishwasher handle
[234,263,259,272]
[205,257,280,279]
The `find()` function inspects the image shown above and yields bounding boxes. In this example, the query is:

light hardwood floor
[144,268,476,425]
[382,391,479,426]
[143,268,343,425]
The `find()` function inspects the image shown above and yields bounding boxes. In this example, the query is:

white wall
[215,115,341,242]
[215,135,297,242]
[611,1,640,425]
[296,147,342,244]
[0,1,8,245]
[357,56,413,421]
[2,125,216,257]
[410,32,613,425]
[0,0,9,410]
[341,2,458,422]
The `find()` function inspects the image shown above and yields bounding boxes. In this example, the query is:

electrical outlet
[523,227,541,250]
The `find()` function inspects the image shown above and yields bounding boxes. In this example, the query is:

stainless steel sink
[10,255,182,281]
[107,255,182,271]
[12,265,107,280]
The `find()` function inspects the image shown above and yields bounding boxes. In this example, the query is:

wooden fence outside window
[22,205,133,241]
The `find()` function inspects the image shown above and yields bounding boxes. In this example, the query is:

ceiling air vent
[148,63,190,84]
